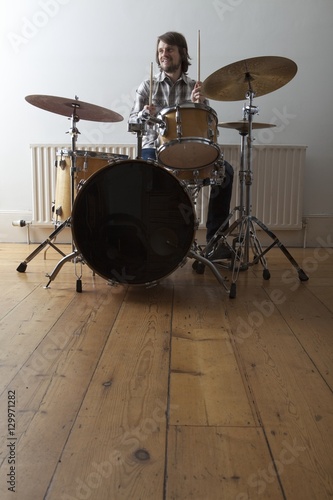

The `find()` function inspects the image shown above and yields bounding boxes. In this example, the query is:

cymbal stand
[16,106,81,275]
[44,102,84,291]
[206,87,309,298]
[18,100,85,290]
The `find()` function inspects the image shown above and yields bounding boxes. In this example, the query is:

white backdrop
[1,0,332,243]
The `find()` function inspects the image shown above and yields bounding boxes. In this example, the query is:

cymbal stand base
[224,214,309,298]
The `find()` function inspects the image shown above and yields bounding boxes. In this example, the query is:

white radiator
[31,144,306,230]
[196,145,306,230]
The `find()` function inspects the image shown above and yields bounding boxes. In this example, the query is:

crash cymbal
[218,120,277,133]
[25,94,123,122]
[203,56,297,101]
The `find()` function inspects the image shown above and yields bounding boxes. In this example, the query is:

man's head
[156,31,191,74]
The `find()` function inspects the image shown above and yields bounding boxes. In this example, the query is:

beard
[161,60,182,74]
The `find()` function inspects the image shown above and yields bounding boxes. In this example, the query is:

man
[129,31,233,259]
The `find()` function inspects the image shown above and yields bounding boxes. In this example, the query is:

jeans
[206,161,234,241]
[140,148,158,161]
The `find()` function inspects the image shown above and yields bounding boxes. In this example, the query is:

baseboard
[302,215,333,248]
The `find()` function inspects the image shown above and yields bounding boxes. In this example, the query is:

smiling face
[157,41,182,76]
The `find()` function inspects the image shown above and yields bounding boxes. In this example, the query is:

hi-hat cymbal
[25,94,123,122]
[218,120,277,134]
[203,56,297,101]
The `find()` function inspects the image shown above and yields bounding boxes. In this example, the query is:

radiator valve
[12,220,32,227]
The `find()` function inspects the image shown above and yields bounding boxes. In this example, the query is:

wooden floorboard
[0,243,332,499]
[167,426,284,499]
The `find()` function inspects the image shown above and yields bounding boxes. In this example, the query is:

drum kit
[17,56,308,296]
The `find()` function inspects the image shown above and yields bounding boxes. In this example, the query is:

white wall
[1,0,332,245]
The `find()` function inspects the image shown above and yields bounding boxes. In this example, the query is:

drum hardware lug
[83,153,89,171]
[176,124,182,138]
[158,120,167,136]
[55,150,66,169]
[175,105,181,122]
[175,106,182,138]
[77,179,85,191]
[55,205,63,216]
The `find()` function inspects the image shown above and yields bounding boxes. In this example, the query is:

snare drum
[53,149,128,222]
[71,159,196,285]
[157,103,220,170]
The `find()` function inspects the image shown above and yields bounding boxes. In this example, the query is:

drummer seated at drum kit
[128,31,234,261]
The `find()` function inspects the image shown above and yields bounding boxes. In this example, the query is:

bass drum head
[71,159,196,285]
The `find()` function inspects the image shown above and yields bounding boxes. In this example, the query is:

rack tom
[157,103,220,170]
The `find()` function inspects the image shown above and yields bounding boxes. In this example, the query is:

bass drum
[71,159,196,285]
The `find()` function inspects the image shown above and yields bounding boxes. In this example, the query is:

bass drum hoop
[71,159,196,285]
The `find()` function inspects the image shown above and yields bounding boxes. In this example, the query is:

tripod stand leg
[251,217,309,281]
[227,215,309,297]
[225,217,252,298]
[16,220,70,272]
[247,218,270,276]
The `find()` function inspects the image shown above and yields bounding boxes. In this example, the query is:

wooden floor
[0,242,332,500]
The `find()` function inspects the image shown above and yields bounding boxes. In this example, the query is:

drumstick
[197,30,201,82]
[149,62,153,106]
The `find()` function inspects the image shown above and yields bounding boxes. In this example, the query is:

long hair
[156,31,192,74]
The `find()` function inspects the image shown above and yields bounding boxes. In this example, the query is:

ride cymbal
[203,56,297,101]
[218,120,277,134]
[25,94,123,122]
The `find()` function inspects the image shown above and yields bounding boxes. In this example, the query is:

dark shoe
[208,243,232,261]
